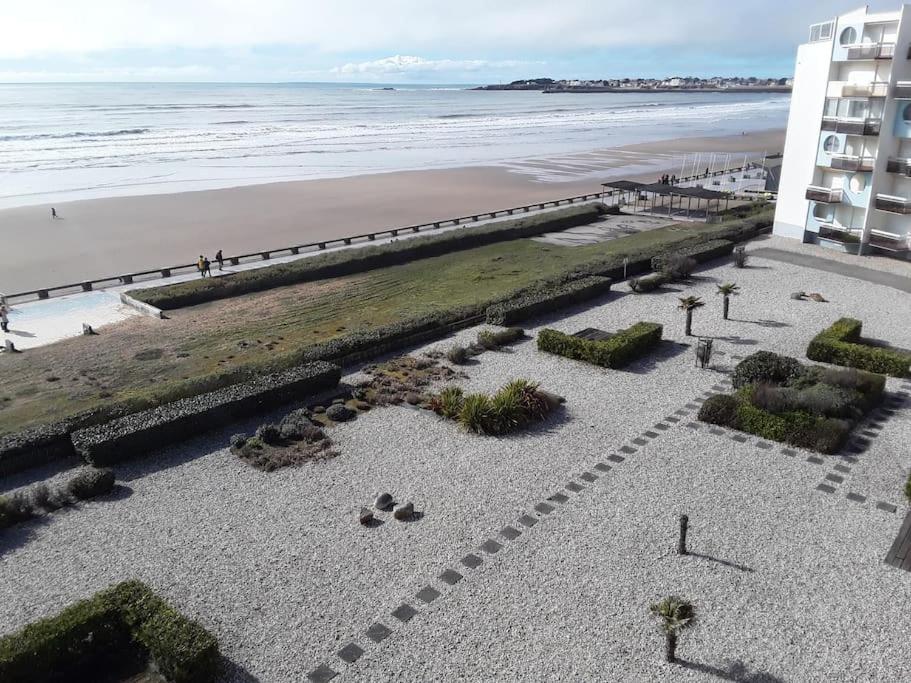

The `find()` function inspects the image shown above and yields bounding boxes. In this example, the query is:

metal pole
[678,514,689,555]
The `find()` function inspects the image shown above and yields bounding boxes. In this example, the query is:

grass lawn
[0,211,768,436]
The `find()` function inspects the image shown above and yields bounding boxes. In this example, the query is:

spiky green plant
[458,393,494,434]
[489,383,525,433]
[649,596,696,663]
[716,283,741,320]
[431,385,465,419]
[677,296,705,336]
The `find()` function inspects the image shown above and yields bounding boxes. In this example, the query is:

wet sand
[0,129,784,292]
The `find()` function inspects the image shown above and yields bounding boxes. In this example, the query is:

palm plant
[677,296,705,336]
[649,596,696,663]
[716,283,741,320]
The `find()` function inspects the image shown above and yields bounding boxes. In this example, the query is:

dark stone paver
[632,437,648,445]
[686,422,700,430]
[877,502,898,513]
[416,586,441,603]
[885,510,911,572]
[501,526,521,541]
[807,456,824,465]
[439,569,463,585]
[548,492,570,503]
[565,482,583,494]
[643,431,659,439]
[607,454,626,463]
[654,423,670,431]
[834,464,851,474]
[665,416,681,423]
[535,502,555,515]
[338,643,365,664]
[781,448,796,456]
[481,539,503,554]
[580,472,597,482]
[594,462,611,473]
[841,455,858,464]
[308,664,338,682]
[518,514,538,527]
[846,492,867,503]
[392,603,418,622]
[461,554,483,569]
[366,622,392,643]
[674,409,689,416]
[709,427,724,436]
[619,445,637,454]
[825,473,844,484]
[756,441,772,450]
[732,434,748,443]
[685,403,699,410]
[816,483,836,494]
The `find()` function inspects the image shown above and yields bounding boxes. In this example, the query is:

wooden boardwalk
[885,510,911,572]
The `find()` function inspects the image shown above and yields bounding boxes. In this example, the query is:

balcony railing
[832,81,889,98]
[874,193,911,214]
[806,185,844,203]
[894,81,911,99]
[817,224,862,244]
[845,42,895,60]
[886,157,911,175]
[828,154,875,172]
[868,228,911,251]
[820,117,881,136]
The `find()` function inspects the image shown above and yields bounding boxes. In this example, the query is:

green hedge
[537,322,663,369]
[650,239,734,272]
[485,276,613,325]
[132,205,601,309]
[0,580,219,683]
[807,318,911,377]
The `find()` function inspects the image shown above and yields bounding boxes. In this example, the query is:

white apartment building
[773,5,911,259]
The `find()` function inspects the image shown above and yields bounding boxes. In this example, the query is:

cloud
[331,55,537,76]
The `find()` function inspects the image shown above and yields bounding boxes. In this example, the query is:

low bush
[429,386,465,419]
[537,322,663,369]
[431,380,555,435]
[66,467,115,500]
[658,253,697,281]
[459,393,494,435]
[477,327,525,350]
[807,318,911,378]
[697,394,740,428]
[651,239,734,274]
[731,351,803,389]
[255,423,282,445]
[446,345,469,365]
[0,580,220,683]
[733,246,748,268]
[628,272,669,293]
[485,276,613,326]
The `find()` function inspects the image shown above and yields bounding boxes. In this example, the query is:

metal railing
[820,116,881,136]
[894,81,911,99]
[845,42,895,60]
[874,193,911,214]
[2,162,759,305]
[828,154,876,172]
[833,81,889,98]
[886,157,911,175]
[817,224,862,244]
[806,186,844,203]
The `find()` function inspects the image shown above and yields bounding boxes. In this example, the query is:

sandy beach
[0,129,783,292]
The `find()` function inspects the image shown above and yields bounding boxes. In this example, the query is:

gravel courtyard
[1,246,910,682]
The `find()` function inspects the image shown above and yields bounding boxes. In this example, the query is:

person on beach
[203,257,212,277]
[51,207,57,219]
[215,249,223,271]
[0,305,9,333]
[197,255,206,277]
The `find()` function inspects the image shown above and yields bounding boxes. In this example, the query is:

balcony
[827,81,889,98]
[894,81,911,99]
[817,224,862,245]
[845,42,895,60]
[886,157,911,176]
[867,228,911,252]
[874,193,911,214]
[820,117,881,136]
[806,185,844,203]
[828,154,875,172]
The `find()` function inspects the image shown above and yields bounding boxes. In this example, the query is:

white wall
[774,39,835,240]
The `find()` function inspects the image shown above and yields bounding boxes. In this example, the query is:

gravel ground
[0,252,909,682]
[748,234,911,279]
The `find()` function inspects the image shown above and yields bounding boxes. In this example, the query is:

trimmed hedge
[0,580,219,683]
[0,422,76,478]
[132,205,602,309]
[485,276,613,325]
[807,318,911,378]
[72,361,340,466]
[650,239,734,272]
[537,322,663,369]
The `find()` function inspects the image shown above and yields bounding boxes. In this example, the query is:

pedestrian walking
[51,207,57,219]
[0,305,9,333]
[197,255,206,278]
[215,249,223,271]
[203,257,212,277]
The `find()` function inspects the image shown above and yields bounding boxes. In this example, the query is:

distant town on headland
[474,76,793,93]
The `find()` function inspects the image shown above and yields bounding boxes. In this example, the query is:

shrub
[278,409,320,441]
[697,394,740,428]
[447,345,469,364]
[658,253,697,281]
[229,433,247,449]
[537,322,663,369]
[807,318,911,378]
[749,383,797,415]
[458,394,494,435]
[733,246,748,268]
[488,384,525,433]
[628,272,669,293]
[66,467,115,500]
[431,386,465,419]
[485,276,613,326]
[731,351,803,389]
[0,492,34,528]
[0,580,220,683]
[255,423,282,445]
[793,383,857,420]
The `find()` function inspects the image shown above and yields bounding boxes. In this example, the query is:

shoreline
[0,129,784,292]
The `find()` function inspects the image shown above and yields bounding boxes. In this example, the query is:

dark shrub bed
[476,327,525,350]
[537,322,663,369]
[485,276,613,325]
[429,379,561,435]
[0,466,115,531]
[0,422,76,478]
[807,318,911,378]
[0,580,219,683]
[699,351,885,453]
[71,362,340,466]
[132,205,601,309]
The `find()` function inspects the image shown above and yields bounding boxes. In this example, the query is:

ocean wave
[0,128,150,142]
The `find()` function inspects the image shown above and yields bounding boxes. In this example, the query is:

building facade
[773,5,911,259]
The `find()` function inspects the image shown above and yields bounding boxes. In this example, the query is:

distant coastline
[473,76,792,94]
[475,85,792,94]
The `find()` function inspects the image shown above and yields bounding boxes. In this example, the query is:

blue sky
[0,1,901,83]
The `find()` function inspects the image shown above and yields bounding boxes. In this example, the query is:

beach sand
[0,129,784,292]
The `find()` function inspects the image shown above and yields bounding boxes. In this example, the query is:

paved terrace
[1,251,909,681]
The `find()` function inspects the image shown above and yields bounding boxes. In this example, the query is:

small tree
[716,283,741,320]
[677,296,705,336]
[649,596,696,663]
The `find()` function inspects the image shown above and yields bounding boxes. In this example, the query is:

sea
[0,82,791,209]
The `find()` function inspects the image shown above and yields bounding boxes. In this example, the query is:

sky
[0,0,902,83]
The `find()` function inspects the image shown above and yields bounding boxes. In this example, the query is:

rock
[312,405,326,414]
[790,291,806,300]
[354,401,371,411]
[332,398,345,405]
[374,492,394,510]
[82,323,96,336]
[326,404,355,422]
[537,390,565,410]
[359,507,374,526]
[405,392,421,405]
[393,502,414,520]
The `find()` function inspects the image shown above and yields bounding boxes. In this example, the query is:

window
[813,203,833,221]
[810,21,834,43]
[849,174,866,193]
[823,135,841,154]
[903,103,911,122]
[840,27,858,46]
